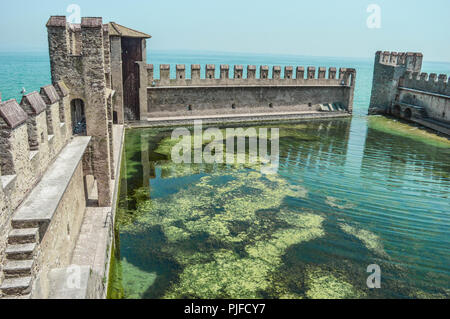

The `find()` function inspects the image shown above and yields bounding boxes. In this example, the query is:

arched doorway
[393,105,401,118]
[404,108,412,120]
[71,99,86,135]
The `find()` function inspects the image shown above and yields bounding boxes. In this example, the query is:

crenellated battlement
[400,71,449,95]
[145,64,355,86]
[0,82,72,212]
[375,51,423,72]
[0,82,76,291]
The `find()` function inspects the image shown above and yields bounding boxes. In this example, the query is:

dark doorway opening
[113,111,118,124]
[122,37,142,121]
[404,108,412,120]
[71,99,86,135]
[393,105,401,118]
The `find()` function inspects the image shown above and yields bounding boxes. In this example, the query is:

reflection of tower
[119,143,128,211]
[141,131,150,188]
[361,127,409,185]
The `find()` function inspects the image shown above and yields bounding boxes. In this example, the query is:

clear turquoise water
[110,117,450,299]
[1,51,449,299]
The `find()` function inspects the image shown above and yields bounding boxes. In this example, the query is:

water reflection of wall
[361,126,450,185]
[278,119,351,174]
[135,119,352,186]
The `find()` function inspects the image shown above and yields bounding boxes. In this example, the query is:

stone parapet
[144,64,354,87]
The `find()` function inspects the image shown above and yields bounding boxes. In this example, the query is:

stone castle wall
[142,64,356,118]
[2,14,359,298]
[1,15,123,298]
[31,162,86,299]
[0,82,80,295]
[399,72,450,122]
[369,51,449,129]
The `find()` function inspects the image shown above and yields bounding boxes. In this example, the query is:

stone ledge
[1,175,16,190]
[413,118,450,136]
[46,266,102,299]
[137,112,351,128]
[29,151,38,161]
[12,136,91,227]
[145,110,348,122]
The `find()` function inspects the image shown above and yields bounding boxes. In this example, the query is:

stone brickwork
[143,65,356,119]
[369,51,449,134]
[110,36,124,124]
[80,18,112,207]
[47,16,114,207]
[0,14,139,298]
[0,81,80,297]
[0,15,141,299]
[0,14,360,298]
[31,162,86,299]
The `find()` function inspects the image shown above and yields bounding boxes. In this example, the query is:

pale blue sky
[0,0,449,61]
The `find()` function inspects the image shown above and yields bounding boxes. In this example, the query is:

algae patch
[119,169,324,298]
[325,196,355,210]
[120,258,157,299]
[368,116,450,149]
[305,267,364,299]
[340,223,387,257]
[164,213,324,299]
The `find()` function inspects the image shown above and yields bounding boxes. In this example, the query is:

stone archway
[404,108,412,120]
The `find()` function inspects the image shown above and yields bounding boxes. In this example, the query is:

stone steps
[1,239,36,297]
[5,243,36,260]
[8,228,39,245]
[0,277,32,296]
[0,137,94,298]
[1,220,40,298]
[11,219,40,230]
[3,260,34,278]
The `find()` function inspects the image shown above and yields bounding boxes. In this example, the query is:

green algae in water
[305,267,364,299]
[325,196,355,210]
[111,119,450,299]
[115,169,326,299]
[119,258,158,299]
[339,223,387,257]
[368,116,450,149]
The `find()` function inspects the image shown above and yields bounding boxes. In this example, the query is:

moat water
[1,52,449,298]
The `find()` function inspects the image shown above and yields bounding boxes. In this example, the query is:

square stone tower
[46,16,150,206]
[369,51,423,115]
